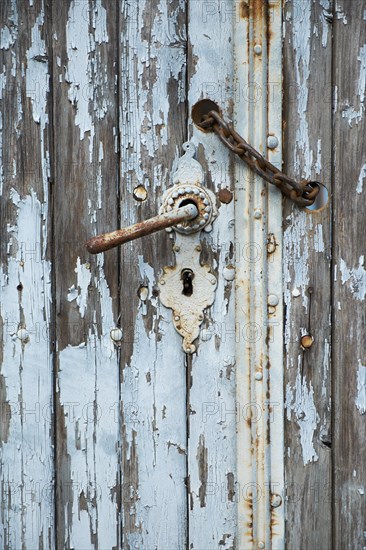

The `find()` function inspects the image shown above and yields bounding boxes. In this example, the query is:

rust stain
[218,188,233,204]
[240,1,249,19]
[196,434,208,508]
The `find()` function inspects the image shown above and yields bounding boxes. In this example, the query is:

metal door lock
[86,142,218,354]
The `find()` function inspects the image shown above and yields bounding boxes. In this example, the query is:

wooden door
[1,1,364,549]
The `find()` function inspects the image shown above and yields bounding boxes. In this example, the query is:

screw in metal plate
[110,328,123,342]
[267,135,279,150]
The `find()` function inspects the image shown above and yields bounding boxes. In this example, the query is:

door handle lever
[85,141,220,354]
[86,203,198,254]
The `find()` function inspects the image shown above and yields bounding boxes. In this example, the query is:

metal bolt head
[133,185,148,202]
[160,279,165,285]
[267,135,279,150]
[17,328,29,342]
[258,542,265,549]
[301,334,314,350]
[254,44,262,55]
[271,493,282,508]
[174,315,180,321]
[255,371,263,381]
[268,294,279,307]
[195,245,202,252]
[254,210,262,219]
[110,328,123,342]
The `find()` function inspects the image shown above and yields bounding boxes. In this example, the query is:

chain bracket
[192,99,322,207]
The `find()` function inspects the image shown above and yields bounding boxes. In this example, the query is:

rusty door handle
[86,203,198,254]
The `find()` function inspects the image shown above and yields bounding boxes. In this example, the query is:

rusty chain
[198,110,320,207]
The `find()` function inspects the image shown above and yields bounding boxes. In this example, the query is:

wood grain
[333,1,366,548]
[118,0,188,547]
[187,2,237,547]
[0,0,54,547]
[283,0,333,548]
[51,1,120,547]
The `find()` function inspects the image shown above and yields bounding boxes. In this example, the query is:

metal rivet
[267,135,279,150]
[174,245,180,252]
[258,542,265,549]
[19,260,24,267]
[254,210,262,219]
[17,328,29,342]
[133,185,148,202]
[254,44,262,55]
[85,262,91,270]
[255,371,263,381]
[110,328,123,342]
[292,288,301,297]
[268,294,279,307]
[174,315,180,321]
[301,334,314,350]
[271,493,282,508]
[195,245,202,252]
[160,279,165,285]
[198,314,204,321]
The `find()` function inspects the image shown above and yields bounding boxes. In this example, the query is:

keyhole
[181,269,194,297]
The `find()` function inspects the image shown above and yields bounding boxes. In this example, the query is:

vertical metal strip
[235,2,284,549]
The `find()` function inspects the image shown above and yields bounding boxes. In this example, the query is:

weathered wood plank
[283,0,333,548]
[0,0,54,547]
[51,1,120,547]
[333,1,366,548]
[187,2,237,547]
[118,0,188,547]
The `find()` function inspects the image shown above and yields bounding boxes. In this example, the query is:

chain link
[198,110,320,207]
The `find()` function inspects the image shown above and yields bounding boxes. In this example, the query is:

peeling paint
[314,224,325,253]
[286,365,320,465]
[0,191,53,548]
[342,44,366,126]
[356,163,366,194]
[67,257,91,319]
[339,256,366,301]
[355,360,366,415]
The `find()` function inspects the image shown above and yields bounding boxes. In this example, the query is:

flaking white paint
[0,191,53,548]
[342,44,366,127]
[286,365,320,465]
[339,256,366,301]
[355,360,366,415]
[314,224,325,253]
[356,163,366,194]
[67,257,91,319]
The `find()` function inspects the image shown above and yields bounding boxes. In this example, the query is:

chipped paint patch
[314,224,325,253]
[0,191,53,547]
[292,2,313,176]
[356,163,366,194]
[355,360,366,415]
[342,44,366,126]
[286,366,319,465]
[339,256,366,301]
[67,257,91,319]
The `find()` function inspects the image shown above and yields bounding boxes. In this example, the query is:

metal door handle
[86,203,198,254]
[85,141,220,354]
